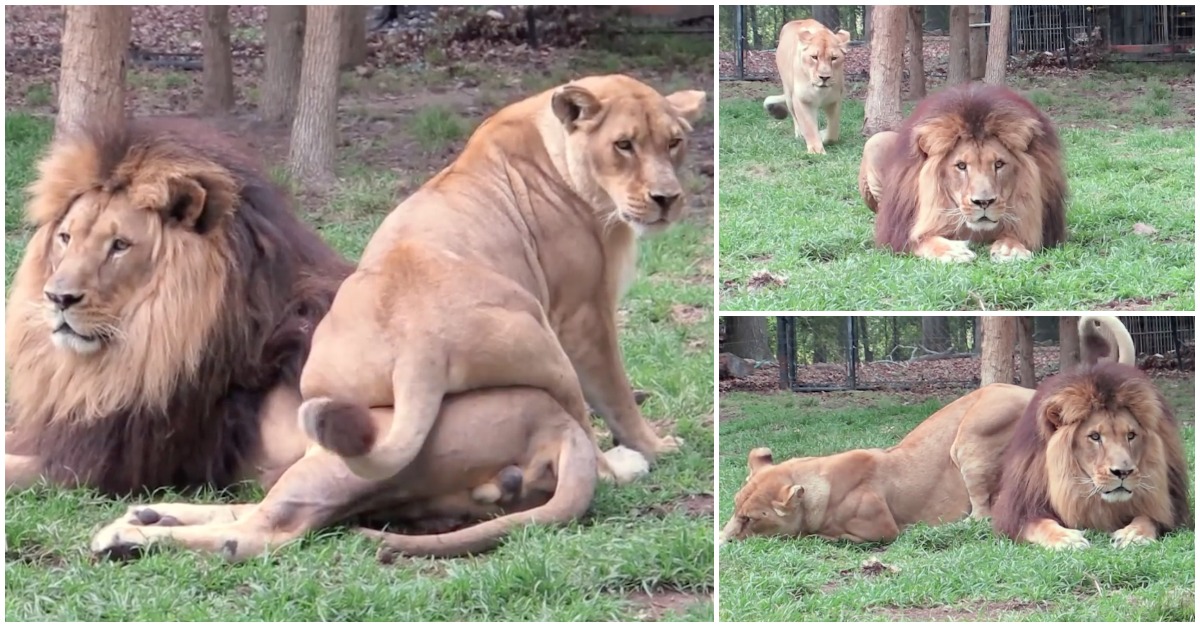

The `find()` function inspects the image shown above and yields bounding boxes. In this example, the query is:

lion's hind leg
[859,131,897,214]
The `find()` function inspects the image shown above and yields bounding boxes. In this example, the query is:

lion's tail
[367,422,598,558]
[763,95,790,120]
[1078,315,1135,368]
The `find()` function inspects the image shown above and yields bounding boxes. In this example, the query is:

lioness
[89,74,707,559]
[720,384,1033,544]
[763,18,850,154]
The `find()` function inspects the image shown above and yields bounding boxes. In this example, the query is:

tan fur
[297,74,706,483]
[763,19,850,154]
[720,384,1032,544]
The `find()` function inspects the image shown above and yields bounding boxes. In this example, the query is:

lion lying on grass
[85,74,706,560]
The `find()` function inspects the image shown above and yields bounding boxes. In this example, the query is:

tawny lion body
[720,384,1033,544]
[859,83,1068,263]
[763,19,850,154]
[991,316,1192,550]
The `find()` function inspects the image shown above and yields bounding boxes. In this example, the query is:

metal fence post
[735,5,745,80]
[847,316,858,390]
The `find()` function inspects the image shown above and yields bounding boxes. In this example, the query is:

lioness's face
[40,191,161,355]
[720,449,806,543]
[551,76,706,235]
[1071,409,1147,503]
[798,30,849,89]
[943,138,1019,232]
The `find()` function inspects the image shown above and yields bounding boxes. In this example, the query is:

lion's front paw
[91,522,156,561]
[1111,524,1155,549]
[1045,526,1090,550]
[806,144,827,155]
[602,445,650,485]
[654,435,684,455]
[990,240,1033,262]
[937,240,977,263]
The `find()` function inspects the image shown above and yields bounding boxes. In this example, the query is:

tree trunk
[1017,317,1036,387]
[863,5,905,136]
[889,317,900,359]
[864,5,874,45]
[985,5,1011,84]
[906,6,926,100]
[860,317,874,362]
[922,317,951,352]
[980,317,1016,386]
[1059,316,1081,372]
[339,5,368,69]
[262,5,306,124]
[813,6,841,31]
[201,5,235,114]
[948,5,971,85]
[969,6,987,80]
[725,316,773,361]
[289,5,342,190]
[57,6,131,137]
[749,6,761,49]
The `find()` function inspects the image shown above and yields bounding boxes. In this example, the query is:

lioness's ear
[552,85,602,131]
[748,447,774,475]
[797,30,816,46]
[771,484,804,516]
[666,90,707,125]
[835,30,851,46]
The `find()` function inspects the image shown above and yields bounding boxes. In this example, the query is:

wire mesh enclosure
[721,316,1195,393]
[719,5,869,81]
[1009,5,1096,54]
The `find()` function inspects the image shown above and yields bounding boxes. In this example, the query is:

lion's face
[40,191,164,355]
[720,449,806,543]
[551,75,706,235]
[940,138,1020,233]
[1067,409,1147,503]
[797,29,849,89]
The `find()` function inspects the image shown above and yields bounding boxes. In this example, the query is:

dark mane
[991,362,1192,540]
[9,117,353,496]
[873,83,1067,252]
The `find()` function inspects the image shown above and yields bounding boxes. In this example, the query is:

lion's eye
[615,139,633,152]
[810,55,818,60]
[995,160,1006,170]
[110,238,130,253]
[955,162,967,171]
[831,56,840,61]
[669,138,682,149]
[1088,432,1101,442]
[57,232,71,245]
[1127,432,1136,441]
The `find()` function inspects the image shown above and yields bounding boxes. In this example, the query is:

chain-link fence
[720,5,875,81]
[720,316,1195,392]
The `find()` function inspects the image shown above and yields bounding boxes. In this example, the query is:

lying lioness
[720,384,1034,544]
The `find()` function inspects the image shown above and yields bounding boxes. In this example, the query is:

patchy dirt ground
[625,588,710,621]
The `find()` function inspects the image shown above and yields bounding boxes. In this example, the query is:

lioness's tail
[1078,315,1135,368]
[369,423,598,558]
[763,95,790,120]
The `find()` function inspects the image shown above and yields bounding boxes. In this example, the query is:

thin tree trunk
[1059,316,1081,372]
[864,5,874,45]
[922,317,951,352]
[202,5,235,114]
[724,317,773,361]
[985,5,1011,84]
[948,5,971,85]
[980,317,1016,386]
[813,6,841,31]
[340,5,368,69]
[57,6,130,137]
[262,5,306,124]
[863,5,905,136]
[289,6,342,190]
[1017,317,1036,387]
[907,6,926,100]
[969,6,987,80]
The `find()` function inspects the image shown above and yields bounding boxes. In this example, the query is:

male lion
[87,74,707,559]
[991,316,1192,550]
[763,18,850,154]
[859,83,1068,263]
[720,384,1033,544]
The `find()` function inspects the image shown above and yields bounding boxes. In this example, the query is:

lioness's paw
[934,240,976,263]
[91,523,155,560]
[602,445,650,485]
[990,241,1033,262]
[807,144,827,155]
[1111,525,1154,549]
[1045,527,1090,550]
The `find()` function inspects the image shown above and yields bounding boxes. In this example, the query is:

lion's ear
[748,447,774,475]
[552,85,602,131]
[165,174,236,235]
[988,112,1042,154]
[913,120,959,157]
[835,30,851,46]
[796,30,816,46]
[666,90,707,125]
[771,484,803,516]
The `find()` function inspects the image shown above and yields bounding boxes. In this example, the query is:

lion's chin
[1099,486,1134,503]
[619,211,671,236]
[964,217,1001,232]
[50,326,104,356]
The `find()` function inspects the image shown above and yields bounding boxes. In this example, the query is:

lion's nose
[1110,467,1134,480]
[970,196,996,209]
[45,289,84,310]
[818,74,831,84]
[650,193,679,210]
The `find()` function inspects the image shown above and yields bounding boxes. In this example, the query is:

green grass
[718,379,1196,621]
[409,105,469,152]
[4,103,715,619]
[718,74,1196,311]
